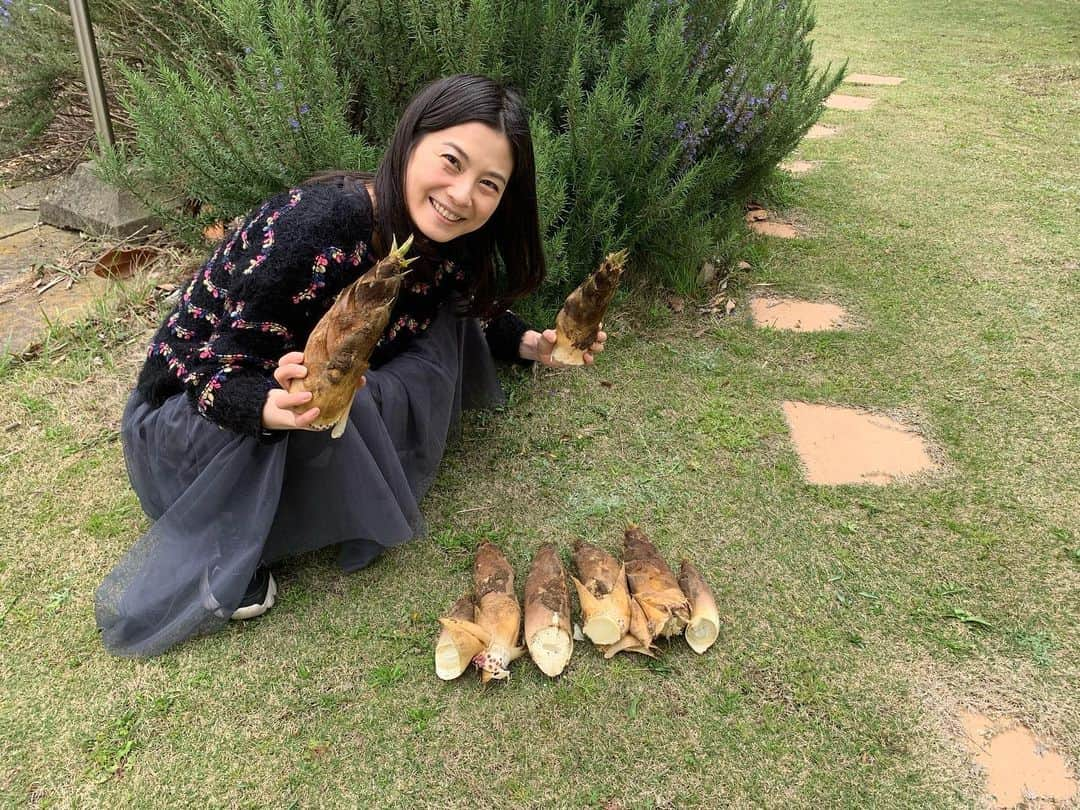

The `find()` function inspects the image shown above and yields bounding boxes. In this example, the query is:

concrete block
[39,162,160,239]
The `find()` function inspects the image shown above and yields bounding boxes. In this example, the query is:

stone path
[749,68,932,486]
[745,67,1080,806]
[0,181,119,355]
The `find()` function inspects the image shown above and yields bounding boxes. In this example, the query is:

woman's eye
[442,154,461,168]
[481,179,501,193]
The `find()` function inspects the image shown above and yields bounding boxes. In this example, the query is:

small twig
[454,505,494,514]
[0,225,36,239]
[36,276,66,296]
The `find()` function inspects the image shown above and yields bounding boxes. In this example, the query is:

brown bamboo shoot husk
[289,234,414,437]
[552,249,628,366]
[623,525,691,639]
[678,560,720,654]
[523,543,573,676]
[570,540,631,645]
[435,595,483,680]
[470,542,525,682]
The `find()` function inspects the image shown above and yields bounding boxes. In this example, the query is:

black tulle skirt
[95,306,505,658]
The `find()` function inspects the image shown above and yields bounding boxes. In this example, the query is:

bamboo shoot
[523,543,573,676]
[552,249,627,366]
[678,560,720,654]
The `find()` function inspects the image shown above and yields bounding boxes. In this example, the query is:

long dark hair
[309,75,546,316]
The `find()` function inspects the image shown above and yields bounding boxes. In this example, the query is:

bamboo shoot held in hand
[570,540,631,645]
[524,543,573,676]
[289,235,415,437]
[678,560,720,654]
[435,595,482,680]
[552,249,627,366]
[623,525,691,639]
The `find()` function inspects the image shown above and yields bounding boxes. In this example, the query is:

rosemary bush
[10,0,843,306]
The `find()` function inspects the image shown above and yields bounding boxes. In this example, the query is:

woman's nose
[447,178,472,208]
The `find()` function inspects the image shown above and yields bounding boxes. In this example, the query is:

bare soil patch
[824,93,876,111]
[781,402,938,485]
[745,209,801,239]
[844,73,906,86]
[750,296,848,331]
[960,711,1078,808]
[805,124,842,139]
[779,160,820,175]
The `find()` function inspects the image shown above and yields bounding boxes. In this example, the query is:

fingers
[271,388,314,411]
[278,351,305,366]
[273,361,308,388]
[541,328,557,345]
[292,406,321,428]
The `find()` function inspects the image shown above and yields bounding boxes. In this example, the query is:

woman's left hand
[520,328,607,368]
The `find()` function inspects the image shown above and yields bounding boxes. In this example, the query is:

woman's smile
[430,197,465,223]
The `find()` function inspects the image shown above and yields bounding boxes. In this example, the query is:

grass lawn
[1,0,1077,806]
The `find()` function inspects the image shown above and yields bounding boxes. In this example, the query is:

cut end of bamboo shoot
[678,560,720,654]
[684,617,720,654]
[581,614,624,646]
[527,627,573,676]
[551,340,587,366]
[434,609,486,680]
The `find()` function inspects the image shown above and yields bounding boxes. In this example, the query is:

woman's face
[404,122,514,243]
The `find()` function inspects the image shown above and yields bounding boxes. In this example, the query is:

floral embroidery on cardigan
[243,189,303,275]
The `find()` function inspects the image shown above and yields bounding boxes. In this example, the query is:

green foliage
[96,0,379,234]
[13,0,842,308]
[0,0,234,160]
[0,1,80,156]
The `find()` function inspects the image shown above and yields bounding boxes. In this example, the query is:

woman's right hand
[261,351,321,430]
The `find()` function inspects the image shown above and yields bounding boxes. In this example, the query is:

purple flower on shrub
[299,103,310,115]
[288,118,300,131]
[676,62,791,168]
[274,80,283,91]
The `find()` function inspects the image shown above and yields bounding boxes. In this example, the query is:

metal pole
[68,0,114,148]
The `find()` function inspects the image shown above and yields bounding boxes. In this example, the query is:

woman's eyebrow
[442,141,508,186]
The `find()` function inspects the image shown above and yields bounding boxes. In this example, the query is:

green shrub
[0,1,80,157]
[73,0,841,310]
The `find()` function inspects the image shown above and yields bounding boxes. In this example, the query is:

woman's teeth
[431,198,463,222]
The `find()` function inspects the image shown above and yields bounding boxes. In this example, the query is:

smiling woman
[405,122,513,241]
[94,75,608,657]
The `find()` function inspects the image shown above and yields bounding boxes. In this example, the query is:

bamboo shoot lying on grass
[289,235,415,438]
[623,525,690,640]
[570,540,631,645]
[678,560,720,654]
[552,249,628,366]
[435,595,482,680]
[524,543,573,676]
[438,542,526,683]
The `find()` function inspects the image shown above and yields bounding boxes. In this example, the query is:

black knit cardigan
[136,179,530,442]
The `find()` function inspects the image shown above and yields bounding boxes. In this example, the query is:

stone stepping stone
[745,209,800,239]
[750,296,848,331]
[1,271,113,355]
[779,160,820,175]
[0,210,39,240]
[805,124,841,139]
[844,73,905,86]
[825,93,876,111]
[960,711,1078,809]
[781,402,937,485]
[0,224,84,286]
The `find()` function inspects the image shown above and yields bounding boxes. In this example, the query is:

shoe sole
[230,572,278,621]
